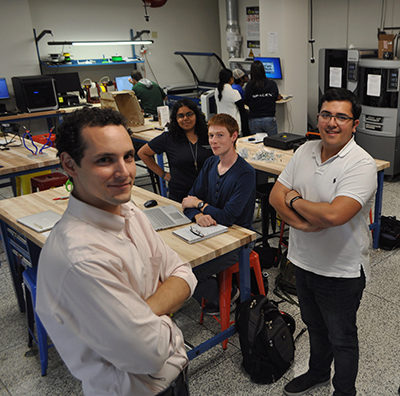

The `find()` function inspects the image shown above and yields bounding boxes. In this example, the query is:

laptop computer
[143,205,191,231]
[115,76,133,91]
[17,210,61,232]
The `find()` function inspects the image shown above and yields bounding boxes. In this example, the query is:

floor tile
[0,379,10,396]
[367,251,400,305]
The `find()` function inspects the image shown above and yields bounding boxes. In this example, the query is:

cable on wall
[308,0,315,63]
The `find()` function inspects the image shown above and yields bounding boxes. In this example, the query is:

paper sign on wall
[329,67,342,88]
[246,6,260,57]
[367,74,381,97]
[267,32,278,54]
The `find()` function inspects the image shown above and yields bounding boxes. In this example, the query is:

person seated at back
[36,107,197,396]
[138,99,212,202]
[129,70,166,115]
[182,113,256,313]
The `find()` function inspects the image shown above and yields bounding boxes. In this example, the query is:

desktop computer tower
[12,76,58,113]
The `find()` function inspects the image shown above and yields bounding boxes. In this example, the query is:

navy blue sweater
[184,155,256,230]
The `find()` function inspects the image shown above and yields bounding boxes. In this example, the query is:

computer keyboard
[146,208,175,229]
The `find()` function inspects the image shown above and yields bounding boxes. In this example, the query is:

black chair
[132,139,160,194]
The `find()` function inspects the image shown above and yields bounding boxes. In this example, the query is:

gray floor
[0,172,399,396]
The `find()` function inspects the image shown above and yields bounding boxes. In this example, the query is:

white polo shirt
[278,138,377,279]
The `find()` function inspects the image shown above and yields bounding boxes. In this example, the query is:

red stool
[31,172,68,192]
[200,250,266,349]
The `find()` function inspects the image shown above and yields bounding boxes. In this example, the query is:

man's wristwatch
[289,195,302,209]
[197,201,205,210]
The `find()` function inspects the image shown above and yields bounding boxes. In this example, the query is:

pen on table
[53,196,69,201]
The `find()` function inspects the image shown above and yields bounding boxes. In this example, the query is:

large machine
[318,48,377,99]
[356,58,400,177]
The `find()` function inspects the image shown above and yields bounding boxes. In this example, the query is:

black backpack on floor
[235,295,295,384]
[379,216,400,250]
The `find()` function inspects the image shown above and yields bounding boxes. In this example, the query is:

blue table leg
[371,170,384,249]
[187,245,251,360]
[0,221,25,312]
[156,152,167,197]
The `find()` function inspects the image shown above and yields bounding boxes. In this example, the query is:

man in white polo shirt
[270,88,377,396]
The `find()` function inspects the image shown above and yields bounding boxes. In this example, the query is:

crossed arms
[269,180,362,232]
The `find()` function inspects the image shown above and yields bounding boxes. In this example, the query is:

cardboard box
[100,91,144,127]
[378,34,395,59]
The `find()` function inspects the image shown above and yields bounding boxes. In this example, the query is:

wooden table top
[236,137,391,175]
[0,104,103,123]
[130,119,163,142]
[0,140,59,176]
[0,186,256,268]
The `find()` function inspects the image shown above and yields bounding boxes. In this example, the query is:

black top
[148,132,213,202]
[244,79,279,119]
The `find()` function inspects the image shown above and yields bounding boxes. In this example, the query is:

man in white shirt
[36,107,197,396]
[270,88,377,396]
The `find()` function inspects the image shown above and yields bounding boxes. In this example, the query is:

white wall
[259,0,308,134]
[218,0,308,134]
[29,0,221,88]
[0,0,39,109]
[1,0,221,104]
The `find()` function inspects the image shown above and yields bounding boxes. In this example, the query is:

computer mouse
[248,137,256,141]
[144,199,158,208]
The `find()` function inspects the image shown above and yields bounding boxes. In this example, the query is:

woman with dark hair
[244,60,281,135]
[138,99,212,202]
[215,69,248,134]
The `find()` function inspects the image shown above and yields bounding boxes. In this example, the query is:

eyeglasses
[318,112,355,124]
[177,111,195,120]
[190,226,204,238]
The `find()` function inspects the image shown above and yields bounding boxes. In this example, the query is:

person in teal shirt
[129,71,166,115]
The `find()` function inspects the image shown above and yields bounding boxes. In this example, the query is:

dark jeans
[295,266,366,396]
[192,249,240,305]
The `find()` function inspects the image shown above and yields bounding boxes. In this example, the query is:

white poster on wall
[367,74,381,97]
[329,67,342,88]
[246,6,260,57]
[267,32,278,54]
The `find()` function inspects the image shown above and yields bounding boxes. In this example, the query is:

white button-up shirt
[37,195,197,395]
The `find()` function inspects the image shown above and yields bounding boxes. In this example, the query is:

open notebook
[173,224,228,244]
[17,210,61,232]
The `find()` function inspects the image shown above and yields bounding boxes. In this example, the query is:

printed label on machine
[365,123,383,131]
[365,115,384,123]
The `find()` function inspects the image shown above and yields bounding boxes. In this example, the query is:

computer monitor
[115,76,133,91]
[254,57,283,79]
[12,76,58,113]
[0,78,10,99]
[47,72,82,95]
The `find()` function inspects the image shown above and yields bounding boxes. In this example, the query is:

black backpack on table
[235,295,295,384]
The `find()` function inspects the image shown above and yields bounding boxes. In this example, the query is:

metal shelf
[41,58,144,68]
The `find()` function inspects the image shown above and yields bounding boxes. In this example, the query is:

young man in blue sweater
[182,113,256,313]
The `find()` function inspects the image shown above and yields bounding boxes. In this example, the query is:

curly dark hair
[168,99,208,144]
[56,107,128,166]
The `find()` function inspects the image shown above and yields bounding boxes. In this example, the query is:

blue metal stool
[23,266,52,376]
